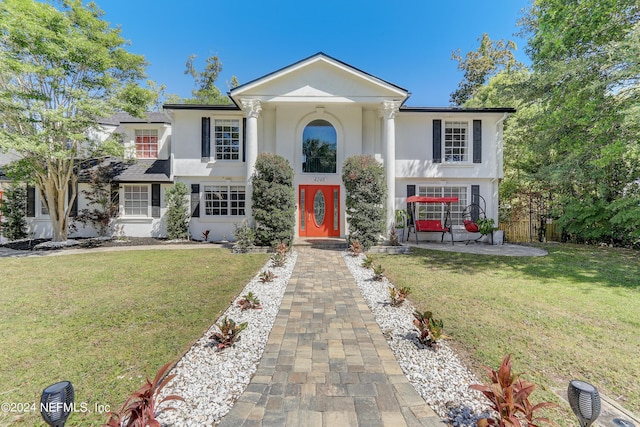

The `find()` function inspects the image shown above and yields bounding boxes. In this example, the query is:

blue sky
[99,0,531,107]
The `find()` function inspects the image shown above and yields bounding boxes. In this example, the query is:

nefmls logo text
[41,402,110,413]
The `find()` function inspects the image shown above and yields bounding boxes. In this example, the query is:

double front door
[298,185,340,237]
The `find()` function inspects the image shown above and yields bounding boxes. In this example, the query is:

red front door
[299,185,340,237]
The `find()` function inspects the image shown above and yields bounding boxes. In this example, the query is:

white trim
[121,184,151,218]
[295,111,344,176]
[230,54,408,101]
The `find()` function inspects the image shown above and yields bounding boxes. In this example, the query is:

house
[1,52,514,243]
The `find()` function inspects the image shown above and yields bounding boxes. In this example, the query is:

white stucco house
[0,52,514,243]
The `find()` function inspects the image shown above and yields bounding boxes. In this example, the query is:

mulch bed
[1,237,203,251]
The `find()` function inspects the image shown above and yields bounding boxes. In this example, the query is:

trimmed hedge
[342,155,387,250]
[252,153,295,246]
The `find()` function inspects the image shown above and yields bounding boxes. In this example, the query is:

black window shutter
[201,117,210,159]
[473,120,482,163]
[26,185,35,217]
[151,184,161,218]
[432,119,442,163]
[242,118,246,163]
[191,184,200,217]
[68,182,78,217]
[407,184,416,226]
[110,182,119,217]
[471,185,480,222]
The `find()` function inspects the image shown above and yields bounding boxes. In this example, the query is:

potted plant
[476,218,497,243]
[394,209,408,242]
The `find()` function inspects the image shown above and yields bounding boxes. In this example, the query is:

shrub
[209,316,248,350]
[413,310,444,347]
[342,155,386,250]
[165,182,190,240]
[389,286,411,306]
[252,153,295,246]
[0,183,28,240]
[469,354,558,426]
[270,241,289,267]
[102,361,183,427]
[233,220,254,253]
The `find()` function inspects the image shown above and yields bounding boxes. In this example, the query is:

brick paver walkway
[219,247,442,427]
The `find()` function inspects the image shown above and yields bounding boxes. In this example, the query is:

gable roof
[229,52,410,105]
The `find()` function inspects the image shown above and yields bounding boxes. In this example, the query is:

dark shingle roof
[79,158,172,183]
[98,112,171,127]
[112,159,171,183]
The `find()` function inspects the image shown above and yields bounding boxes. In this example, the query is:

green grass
[377,244,640,425]
[0,248,268,426]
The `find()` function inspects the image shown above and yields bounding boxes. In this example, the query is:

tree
[342,155,386,250]
[74,163,118,237]
[0,183,28,240]
[450,33,523,106]
[165,182,190,240]
[0,0,155,242]
[181,54,235,104]
[521,0,640,245]
[251,153,295,246]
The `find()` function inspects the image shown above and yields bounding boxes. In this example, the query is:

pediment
[230,53,409,105]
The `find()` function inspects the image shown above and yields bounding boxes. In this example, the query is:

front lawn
[377,244,640,425]
[0,248,268,426]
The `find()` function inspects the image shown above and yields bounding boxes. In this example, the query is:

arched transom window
[302,119,337,173]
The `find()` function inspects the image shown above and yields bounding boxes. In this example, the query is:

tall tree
[450,33,522,106]
[0,0,155,242]
[182,54,233,104]
[522,0,640,244]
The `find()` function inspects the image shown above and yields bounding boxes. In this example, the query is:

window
[123,185,149,216]
[204,185,245,216]
[302,119,337,173]
[41,200,48,216]
[444,121,468,162]
[214,119,240,160]
[135,129,158,159]
[417,186,467,226]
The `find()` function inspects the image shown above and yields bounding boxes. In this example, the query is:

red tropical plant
[102,361,184,427]
[469,354,558,427]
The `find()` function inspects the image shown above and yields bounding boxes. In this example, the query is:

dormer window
[135,129,158,159]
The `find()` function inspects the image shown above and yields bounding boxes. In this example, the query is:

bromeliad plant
[389,286,411,306]
[389,228,400,246]
[237,292,262,311]
[361,254,375,269]
[209,316,248,350]
[413,310,444,347]
[349,240,363,256]
[259,270,277,283]
[270,241,289,267]
[102,361,184,427]
[469,354,558,427]
[372,264,385,281]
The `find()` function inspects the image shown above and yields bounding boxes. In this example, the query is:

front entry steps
[293,238,348,250]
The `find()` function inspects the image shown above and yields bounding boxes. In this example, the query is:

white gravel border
[342,252,492,427]
[157,252,297,426]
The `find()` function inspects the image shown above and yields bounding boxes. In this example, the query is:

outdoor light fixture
[568,380,601,427]
[40,381,74,427]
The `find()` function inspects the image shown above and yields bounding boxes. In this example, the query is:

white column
[381,100,402,234]
[241,98,261,223]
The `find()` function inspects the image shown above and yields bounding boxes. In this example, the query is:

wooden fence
[499,220,562,243]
